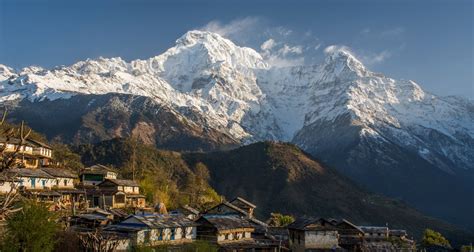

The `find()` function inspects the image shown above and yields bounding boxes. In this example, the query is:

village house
[331,219,365,251]
[196,215,255,248]
[203,200,270,240]
[0,175,20,194]
[41,167,85,206]
[8,168,61,201]
[176,205,200,220]
[105,213,197,249]
[79,164,118,186]
[229,197,256,218]
[0,138,53,169]
[359,226,389,241]
[87,178,145,209]
[288,217,340,252]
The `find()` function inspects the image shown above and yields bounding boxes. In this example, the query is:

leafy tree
[76,138,221,210]
[268,212,295,227]
[421,228,451,249]
[1,200,59,252]
[461,245,474,252]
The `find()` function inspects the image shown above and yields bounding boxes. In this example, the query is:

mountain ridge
[1,30,473,229]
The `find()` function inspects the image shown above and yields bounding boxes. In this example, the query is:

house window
[144,230,150,243]
[170,229,175,240]
[31,178,36,188]
[56,180,59,186]
[42,180,46,188]
[158,229,163,241]
[115,194,125,204]
[63,179,67,186]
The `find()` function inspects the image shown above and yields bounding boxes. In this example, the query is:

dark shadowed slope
[184,141,474,245]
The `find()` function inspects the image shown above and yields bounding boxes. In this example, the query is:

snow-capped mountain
[1,30,473,228]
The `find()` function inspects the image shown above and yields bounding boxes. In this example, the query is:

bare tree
[77,228,123,252]
[0,110,31,220]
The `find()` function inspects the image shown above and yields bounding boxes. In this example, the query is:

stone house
[196,215,254,244]
[87,179,145,208]
[106,214,197,249]
[288,217,340,252]
[331,219,365,251]
[41,167,84,204]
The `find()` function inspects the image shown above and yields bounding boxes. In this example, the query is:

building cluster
[67,197,415,251]
[0,138,416,251]
[0,138,145,210]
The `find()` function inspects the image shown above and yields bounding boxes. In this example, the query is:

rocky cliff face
[1,30,473,229]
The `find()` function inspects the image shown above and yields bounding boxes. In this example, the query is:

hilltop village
[0,136,421,251]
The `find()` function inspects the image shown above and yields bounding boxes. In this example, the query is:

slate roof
[124,214,197,229]
[27,139,52,149]
[99,179,139,187]
[0,138,52,149]
[359,226,389,233]
[108,208,129,218]
[180,205,200,215]
[9,168,53,178]
[287,217,324,230]
[204,201,249,216]
[230,197,257,209]
[335,219,364,233]
[200,214,255,231]
[389,229,407,237]
[41,168,77,178]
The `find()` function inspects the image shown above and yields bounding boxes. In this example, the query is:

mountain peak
[176,30,230,46]
[0,64,16,81]
[323,46,367,77]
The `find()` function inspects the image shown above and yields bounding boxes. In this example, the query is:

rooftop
[124,214,197,229]
[359,226,389,233]
[200,214,254,231]
[99,179,139,187]
[229,197,257,209]
[9,168,53,178]
[81,164,117,175]
[41,167,77,178]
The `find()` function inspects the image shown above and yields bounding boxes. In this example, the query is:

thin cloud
[260,39,276,51]
[200,17,261,39]
[324,45,392,66]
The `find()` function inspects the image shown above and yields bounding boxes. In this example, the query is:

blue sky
[0,0,472,98]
